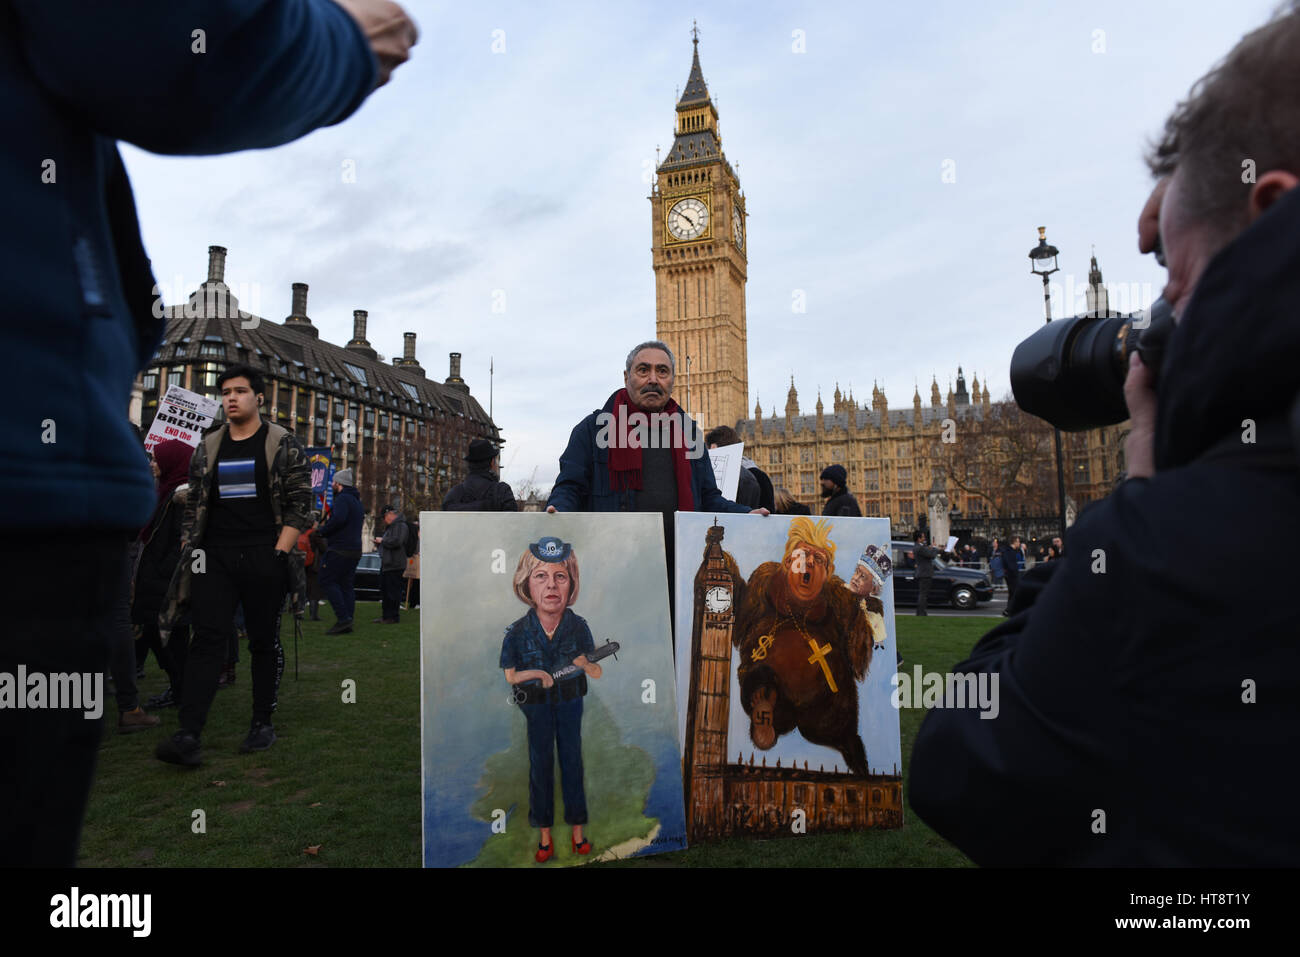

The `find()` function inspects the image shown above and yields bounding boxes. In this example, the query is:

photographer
[910,4,1300,865]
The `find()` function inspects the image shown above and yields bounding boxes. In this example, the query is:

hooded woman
[132,439,194,709]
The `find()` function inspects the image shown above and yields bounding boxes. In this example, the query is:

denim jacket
[500,609,595,687]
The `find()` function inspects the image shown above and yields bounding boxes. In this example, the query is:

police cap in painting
[529,536,572,563]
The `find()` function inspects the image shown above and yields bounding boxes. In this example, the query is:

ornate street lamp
[1028,226,1067,543]
[1028,226,1060,322]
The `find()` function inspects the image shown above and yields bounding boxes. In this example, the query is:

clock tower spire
[650,26,748,433]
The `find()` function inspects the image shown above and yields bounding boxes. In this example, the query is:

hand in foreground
[1123,351,1158,479]
[750,508,770,516]
[333,0,419,87]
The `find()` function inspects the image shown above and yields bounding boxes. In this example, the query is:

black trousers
[305,566,322,617]
[107,543,140,710]
[138,620,183,693]
[916,576,932,615]
[380,568,404,621]
[0,532,124,866]
[181,544,286,736]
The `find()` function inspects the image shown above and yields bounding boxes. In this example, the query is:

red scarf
[607,389,696,512]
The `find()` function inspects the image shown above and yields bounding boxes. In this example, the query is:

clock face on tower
[667,197,710,241]
[704,584,732,614]
[732,207,744,249]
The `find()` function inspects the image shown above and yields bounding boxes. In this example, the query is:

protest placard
[143,385,220,454]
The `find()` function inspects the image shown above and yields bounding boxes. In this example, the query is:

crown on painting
[857,543,892,584]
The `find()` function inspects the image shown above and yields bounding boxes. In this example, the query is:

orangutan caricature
[733,518,882,777]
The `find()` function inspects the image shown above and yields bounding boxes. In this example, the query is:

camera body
[1010,298,1175,431]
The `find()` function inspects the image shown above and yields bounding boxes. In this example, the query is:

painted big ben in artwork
[651,27,749,433]
[682,522,744,843]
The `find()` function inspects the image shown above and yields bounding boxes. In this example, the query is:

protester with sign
[143,385,219,455]
[133,440,195,712]
[156,365,313,766]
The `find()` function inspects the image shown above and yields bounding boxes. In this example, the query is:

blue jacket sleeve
[11,0,377,155]
[499,628,520,671]
[547,418,594,512]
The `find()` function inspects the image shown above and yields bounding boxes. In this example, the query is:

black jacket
[994,543,1021,585]
[909,187,1300,866]
[131,486,188,624]
[735,465,761,508]
[822,487,861,517]
[912,543,950,580]
[442,469,518,512]
[748,463,776,513]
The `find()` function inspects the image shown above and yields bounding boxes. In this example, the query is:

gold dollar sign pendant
[751,633,774,661]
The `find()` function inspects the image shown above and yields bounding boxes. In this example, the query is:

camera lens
[1010,316,1131,430]
[1009,298,1174,432]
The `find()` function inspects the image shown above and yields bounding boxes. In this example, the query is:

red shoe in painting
[534,843,553,863]
[571,835,591,856]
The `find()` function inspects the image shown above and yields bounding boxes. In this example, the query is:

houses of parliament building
[651,33,1126,530]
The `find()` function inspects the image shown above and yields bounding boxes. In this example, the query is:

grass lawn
[80,605,996,867]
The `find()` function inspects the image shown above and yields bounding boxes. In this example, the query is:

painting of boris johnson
[675,512,903,842]
[420,512,687,867]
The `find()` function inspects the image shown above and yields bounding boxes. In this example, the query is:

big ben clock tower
[650,25,748,433]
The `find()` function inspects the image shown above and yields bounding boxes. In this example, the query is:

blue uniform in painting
[500,608,595,828]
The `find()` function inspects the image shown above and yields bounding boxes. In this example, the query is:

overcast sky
[121,0,1279,493]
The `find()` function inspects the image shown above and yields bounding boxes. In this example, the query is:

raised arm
[11,0,380,155]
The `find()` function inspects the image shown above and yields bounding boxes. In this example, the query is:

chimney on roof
[207,246,226,283]
[345,309,377,360]
[444,351,469,394]
[391,331,424,375]
[282,282,319,338]
[188,244,240,320]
